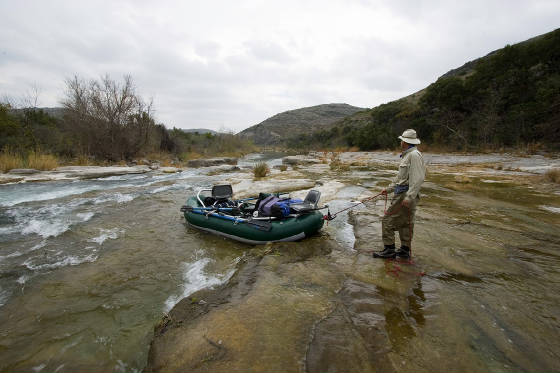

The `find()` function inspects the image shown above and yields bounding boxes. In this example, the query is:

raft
[182,185,325,245]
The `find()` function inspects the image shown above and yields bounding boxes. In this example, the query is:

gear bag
[258,195,280,216]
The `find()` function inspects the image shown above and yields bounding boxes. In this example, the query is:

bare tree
[1,82,41,109]
[22,83,41,108]
[62,74,160,160]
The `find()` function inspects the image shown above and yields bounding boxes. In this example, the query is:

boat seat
[212,184,233,200]
[290,190,321,213]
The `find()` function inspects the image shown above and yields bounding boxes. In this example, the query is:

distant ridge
[180,128,218,135]
[238,103,366,145]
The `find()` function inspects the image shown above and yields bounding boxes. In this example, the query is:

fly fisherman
[373,129,425,259]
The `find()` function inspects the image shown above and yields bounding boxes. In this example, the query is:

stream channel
[0,152,559,372]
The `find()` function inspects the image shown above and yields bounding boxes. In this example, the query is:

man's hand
[402,198,410,208]
[381,189,388,196]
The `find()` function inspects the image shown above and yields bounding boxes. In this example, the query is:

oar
[184,206,237,211]
[236,197,258,202]
[180,206,239,213]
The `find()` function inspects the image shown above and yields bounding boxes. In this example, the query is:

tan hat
[398,129,421,144]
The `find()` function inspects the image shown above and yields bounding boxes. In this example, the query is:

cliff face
[238,103,366,145]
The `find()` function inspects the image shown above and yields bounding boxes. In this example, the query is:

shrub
[329,153,350,171]
[253,161,270,178]
[279,164,288,172]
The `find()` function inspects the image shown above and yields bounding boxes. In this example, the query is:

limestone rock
[282,155,321,165]
[7,169,41,175]
[187,158,238,168]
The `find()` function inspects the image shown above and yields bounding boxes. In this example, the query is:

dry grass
[73,154,93,166]
[329,153,350,171]
[544,169,560,184]
[0,149,22,172]
[0,149,59,172]
[279,164,288,172]
[27,151,59,170]
[180,151,204,162]
[253,161,270,178]
[145,151,174,166]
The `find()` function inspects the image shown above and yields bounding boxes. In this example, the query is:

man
[373,129,425,259]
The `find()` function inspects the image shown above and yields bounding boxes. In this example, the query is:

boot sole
[373,253,397,259]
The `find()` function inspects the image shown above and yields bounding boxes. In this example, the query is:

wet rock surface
[147,151,560,373]
[145,240,341,372]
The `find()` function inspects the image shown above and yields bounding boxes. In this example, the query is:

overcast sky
[1,1,558,133]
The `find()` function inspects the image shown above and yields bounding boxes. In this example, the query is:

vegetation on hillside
[290,28,560,151]
[169,128,256,160]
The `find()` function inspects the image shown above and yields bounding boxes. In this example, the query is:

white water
[540,205,560,214]
[164,258,237,312]
[90,228,125,245]
[0,153,359,372]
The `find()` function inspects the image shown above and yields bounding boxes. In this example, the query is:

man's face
[401,141,408,150]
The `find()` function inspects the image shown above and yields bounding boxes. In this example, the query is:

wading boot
[396,245,411,259]
[373,244,396,259]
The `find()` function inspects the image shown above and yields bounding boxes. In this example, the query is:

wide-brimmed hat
[398,129,421,144]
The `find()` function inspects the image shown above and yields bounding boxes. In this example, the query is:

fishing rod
[323,191,386,221]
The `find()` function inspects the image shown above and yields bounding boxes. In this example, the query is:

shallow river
[0,153,559,372]
[0,155,279,372]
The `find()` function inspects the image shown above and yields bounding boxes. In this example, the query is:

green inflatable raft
[181,185,326,245]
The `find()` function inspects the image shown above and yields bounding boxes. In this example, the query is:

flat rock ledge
[7,168,41,175]
[0,165,152,184]
[282,155,322,165]
[187,157,238,168]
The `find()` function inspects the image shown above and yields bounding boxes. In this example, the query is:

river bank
[1,151,559,372]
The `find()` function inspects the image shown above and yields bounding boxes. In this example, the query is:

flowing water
[0,156,283,372]
[1,153,559,372]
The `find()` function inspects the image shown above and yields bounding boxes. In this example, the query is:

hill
[238,103,366,145]
[180,128,218,135]
[290,28,560,151]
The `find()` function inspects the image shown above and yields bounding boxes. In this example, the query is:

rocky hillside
[238,103,366,145]
[289,28,560,151]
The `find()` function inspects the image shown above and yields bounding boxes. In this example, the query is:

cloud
[1,0,559,132]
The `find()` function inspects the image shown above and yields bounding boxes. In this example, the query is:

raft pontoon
[181,185,325,244]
